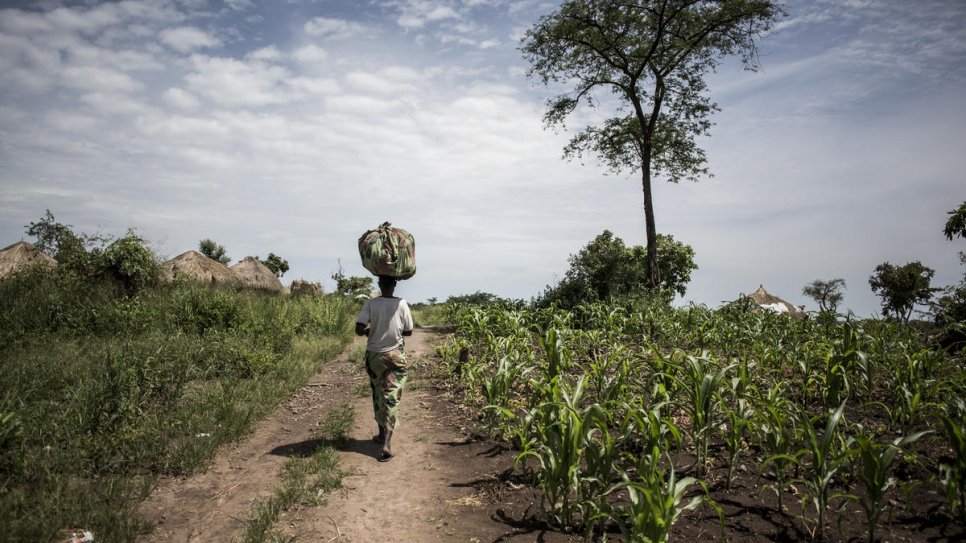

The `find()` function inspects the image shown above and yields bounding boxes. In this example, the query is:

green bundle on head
[358,222,416,280]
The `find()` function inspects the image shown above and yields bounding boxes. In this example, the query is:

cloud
[163,87,201,110]
[391,0,460,28]
[158,26,220,53]
[304,17,367,39]
[184,54,296,107]
[292,44,329,63]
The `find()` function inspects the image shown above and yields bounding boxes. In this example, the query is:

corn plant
[939,398,966,523]
[670,351,734,475]
[476,356,530,437]
[721,397,755,491]
[850,429,930,543]
[792,402,851,541]
[517,376,591,529]
[606,453,712,543]
[758,385,798,512]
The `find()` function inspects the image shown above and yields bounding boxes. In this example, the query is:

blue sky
[0,0,963,316]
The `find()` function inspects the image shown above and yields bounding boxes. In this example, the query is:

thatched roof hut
[161,250,238,286]
[0,241,57,279]
[289,279,323,296]
[734,285,805,319]
[231,256,283,292]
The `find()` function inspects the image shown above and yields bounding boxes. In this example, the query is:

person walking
[355,275,413,461]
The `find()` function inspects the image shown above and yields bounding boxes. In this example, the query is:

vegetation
[522,0,781,289]
[944,201,966,241]
[436,298,964,541]
[538,230,697,308]
[260,252,289,278]
[199,238,231,265]
[0,221,357,542]
[803,278,846,314]
[869,261,938,323]
[331,269,373,297]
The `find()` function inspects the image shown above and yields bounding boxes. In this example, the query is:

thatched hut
[161,250,238,286]
[231,256,283,292]
[0,241,57,279]
[731,285,805,319]
[289,279,323,296]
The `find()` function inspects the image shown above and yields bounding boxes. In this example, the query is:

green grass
[0,269,358,542]
[241,405,354,543]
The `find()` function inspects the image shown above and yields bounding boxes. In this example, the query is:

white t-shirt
[356,297,414,353]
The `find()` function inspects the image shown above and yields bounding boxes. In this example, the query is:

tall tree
[944,200,966,241]
[802,278,846,313]
[869,261,938,323]
[260,252,289,278]
[539,230,697,307]
[522,0,780,288]
[198,239,230,266]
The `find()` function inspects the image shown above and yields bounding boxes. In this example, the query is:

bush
[97,231,160,294]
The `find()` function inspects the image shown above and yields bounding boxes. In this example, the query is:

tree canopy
[522,0,780,288]
[198,239,230,266]
[868,261,937,323]
[539,230,697,308]
[260,253,289,278]
[802,278,846,314]
[944,201,966,241]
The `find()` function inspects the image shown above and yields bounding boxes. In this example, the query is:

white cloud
[184,54,297,107]
[163,87,201,110]
[292,44,329,64]
[392,0,460,28]
[60,65,143,93]
[304,17,367,39]
[159,26,220,53]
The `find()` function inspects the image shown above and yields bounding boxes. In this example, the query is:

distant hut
[161,250,239,286]
[289,279,323,296]
[231,256,283,292]
[0,241,57,279]
[731,285,805,319]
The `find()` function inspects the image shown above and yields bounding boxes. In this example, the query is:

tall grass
[0,267,356,541]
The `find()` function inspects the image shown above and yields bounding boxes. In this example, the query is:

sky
[0,0,964,316]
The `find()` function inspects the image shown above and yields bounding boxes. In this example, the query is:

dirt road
[139,328,576,543]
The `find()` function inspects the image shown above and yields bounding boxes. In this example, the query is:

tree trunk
[641,156,660,289]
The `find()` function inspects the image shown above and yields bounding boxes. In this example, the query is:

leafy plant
[939,399,966,522]
[850,429,930,543]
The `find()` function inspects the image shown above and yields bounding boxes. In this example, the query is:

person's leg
[373,348,407,460]
[363,351,385,442]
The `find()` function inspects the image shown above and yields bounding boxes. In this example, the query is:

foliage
[869,261,938,322]
[0,261,356,541]
[521,0,780,288]
[803,278,846,314]
[850,429,930,543]
[940,399,966,522]
[260,252,289,278]
[944,201,966,241]
[330,271,373,297]
[98,230,160,294]
[198,238,231,266]
[24,210,102,275]
[442,297,963,539]
[538,230,697,308]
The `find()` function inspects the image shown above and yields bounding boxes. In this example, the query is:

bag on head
[358,222,416,280]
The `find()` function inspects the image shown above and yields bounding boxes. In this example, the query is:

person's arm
[356,301,371,337]
[400,300,414,336]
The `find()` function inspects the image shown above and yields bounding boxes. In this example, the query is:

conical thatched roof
[161,250,239,286]
[289,279,323,296]
[744,285,805,319]
[231,256,283,292]
[0,241,57,279]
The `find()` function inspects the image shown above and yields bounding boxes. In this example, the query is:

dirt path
[139,328,576,543]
